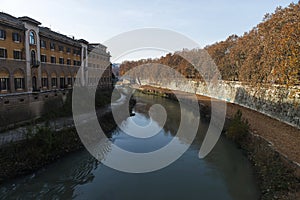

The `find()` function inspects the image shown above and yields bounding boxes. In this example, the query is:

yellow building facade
[0,12,112,94]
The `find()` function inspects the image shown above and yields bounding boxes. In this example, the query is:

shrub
[227,109,249,143]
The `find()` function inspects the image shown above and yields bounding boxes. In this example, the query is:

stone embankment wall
[0,90,70,129]
[140,80,300,128]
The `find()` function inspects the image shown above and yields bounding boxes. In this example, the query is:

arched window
[51,72,57,88]
[32,76,37,91]
[60,73,65,89]
[67,73,72,87]
[42,71,48,89]
[0,68,10,92]
[14,69,25,90]
[29,31,35,44]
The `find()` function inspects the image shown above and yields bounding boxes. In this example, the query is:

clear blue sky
[1,0,297,55]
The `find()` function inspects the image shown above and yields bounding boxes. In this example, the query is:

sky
[1,0,297,61]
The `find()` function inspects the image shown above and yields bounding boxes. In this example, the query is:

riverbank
[0,110,118,184]
[138,85,300,200]
[0,88,120,184]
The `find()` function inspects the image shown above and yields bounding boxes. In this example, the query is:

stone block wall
[140,79,300,128]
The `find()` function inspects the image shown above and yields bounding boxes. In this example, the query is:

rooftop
[18,16,41,25]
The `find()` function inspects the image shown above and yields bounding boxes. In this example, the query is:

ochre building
[0,12,112,94]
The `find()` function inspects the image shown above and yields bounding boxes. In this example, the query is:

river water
[0,92,260,200]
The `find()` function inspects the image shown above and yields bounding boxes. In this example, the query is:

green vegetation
[0,109,118,183]
[43,91,73,119]
[0,126,82,183]
[226,109,249,143]
[0,88,121,183]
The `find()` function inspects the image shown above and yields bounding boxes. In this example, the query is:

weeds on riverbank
[0,88,121,184]
[246,137,299,200]
[226,109,249,144]
[0,126,82,183]
[226,110,299,200]
[0,108,119,184]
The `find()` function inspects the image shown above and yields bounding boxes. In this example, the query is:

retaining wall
[140,80,300,128]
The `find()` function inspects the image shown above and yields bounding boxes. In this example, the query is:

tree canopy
[120,2,300,86]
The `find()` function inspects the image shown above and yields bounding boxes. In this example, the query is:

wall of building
[0,12,112,94]
[140,79,300,128]
[0,25,25,59]
[88,44,112,88]
[39,36,81,67]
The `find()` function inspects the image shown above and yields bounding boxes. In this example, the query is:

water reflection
[0,92,259,200]
[0,151,98,199]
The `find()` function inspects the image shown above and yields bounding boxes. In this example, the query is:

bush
[227,109,249,143]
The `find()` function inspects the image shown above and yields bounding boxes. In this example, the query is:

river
[0,92,260,200]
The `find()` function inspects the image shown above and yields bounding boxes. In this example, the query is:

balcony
[31,60,40,68]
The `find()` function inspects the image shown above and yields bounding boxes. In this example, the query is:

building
[87,43,112,88]
[0,12,112,94]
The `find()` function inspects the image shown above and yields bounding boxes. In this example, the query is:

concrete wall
[140,79,300,128]
[0,90,69,128]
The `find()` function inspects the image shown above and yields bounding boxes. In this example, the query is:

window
[14,78,25,90]
[13,50,21,60]
[60,77,65,89]
[67,59,71,65]
[51,56,56,64]
[50,42,55,50]
[77,61,81,66]
[73,49,80,56]
[12,32,21,42]
[41,55,47,63]
[40,40,46,48]
[32,76,37,91]
[0,48,7,58]
[0,30,6,39]
[83,47,86,59]
[59,58,64,65]
[67,77,72,86]
[51,78,57,87]
[42,77,48,88]
[31,50,36,65]
[29,31,35,44]
[0,77,9,91]
[58,45,64,52]
[66,47,71,53]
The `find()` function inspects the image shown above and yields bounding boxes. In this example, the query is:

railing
[31,60,40,68]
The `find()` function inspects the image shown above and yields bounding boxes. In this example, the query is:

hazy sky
[1,0,297,61]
